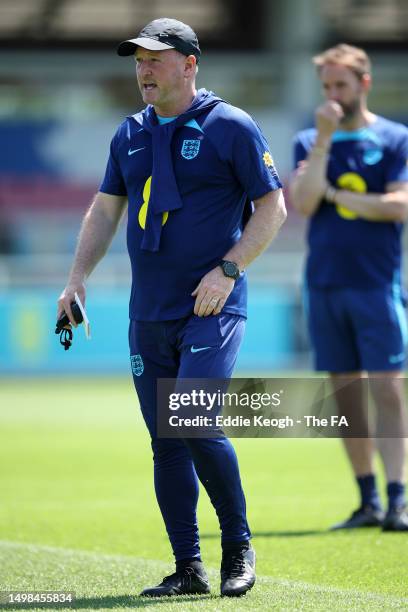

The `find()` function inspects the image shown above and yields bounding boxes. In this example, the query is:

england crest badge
[181,139,200,160]
[130,354,144,376]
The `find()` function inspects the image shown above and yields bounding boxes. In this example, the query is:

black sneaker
[382,506,408,532]
[140,566,210,597]
[330,505,384,530]
[220,544,256,597]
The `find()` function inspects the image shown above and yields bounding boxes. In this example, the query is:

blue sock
[356,474,382,510]
[387,481,406,511]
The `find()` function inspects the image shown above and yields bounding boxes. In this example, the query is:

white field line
[0,540,407,607]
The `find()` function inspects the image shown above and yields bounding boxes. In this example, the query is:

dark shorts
[305,286,407,372]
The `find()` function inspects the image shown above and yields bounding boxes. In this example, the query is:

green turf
[0,378,407,611]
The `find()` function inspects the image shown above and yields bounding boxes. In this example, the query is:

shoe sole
[330,518,384,530]
[140,589,210,597]
[140,584,210,597]
[382,524,408,532]
[221,577,256,597]
[331,523,382,530]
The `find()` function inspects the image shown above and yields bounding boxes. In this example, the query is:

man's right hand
[315,101,344,142]
[57,281,86,327]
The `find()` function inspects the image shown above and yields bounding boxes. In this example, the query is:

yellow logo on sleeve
[263,151,274,168]
[138,176,169,230]
[335,173,367,220]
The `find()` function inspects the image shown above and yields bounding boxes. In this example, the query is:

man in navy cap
[58,17,286,598]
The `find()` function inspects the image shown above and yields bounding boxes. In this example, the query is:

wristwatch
[220,260,240,281]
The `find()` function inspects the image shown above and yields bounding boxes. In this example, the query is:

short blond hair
[313,44,371,79]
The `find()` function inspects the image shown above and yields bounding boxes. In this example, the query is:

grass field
[0,378,407,611]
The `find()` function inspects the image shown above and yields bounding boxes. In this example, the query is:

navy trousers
[129,312,251,561]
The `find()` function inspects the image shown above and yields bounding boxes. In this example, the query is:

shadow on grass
[200,529,328,538]
[0,593,214,610]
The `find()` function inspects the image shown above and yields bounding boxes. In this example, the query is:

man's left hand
[191,267,235,317]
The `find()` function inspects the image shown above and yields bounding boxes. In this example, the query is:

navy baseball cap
[117,18,201,63]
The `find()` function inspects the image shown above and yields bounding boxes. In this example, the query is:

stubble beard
[339,98,361,125]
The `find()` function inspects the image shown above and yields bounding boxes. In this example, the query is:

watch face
[224,262,235,276]
[223,261,239,278]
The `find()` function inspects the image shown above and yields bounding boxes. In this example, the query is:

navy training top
[294,116,408,290]
[100,89,282,320]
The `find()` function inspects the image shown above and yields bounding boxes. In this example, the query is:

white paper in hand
[74,292,91,339]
